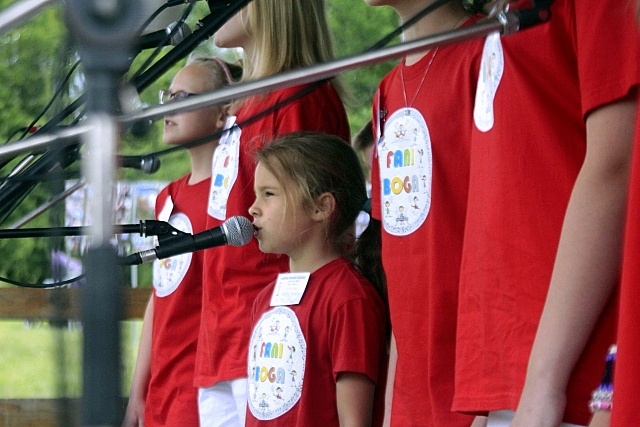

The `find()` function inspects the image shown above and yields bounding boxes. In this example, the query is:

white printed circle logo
[378,107,432,236]
[152,213,192,297]
[248,306,306,420]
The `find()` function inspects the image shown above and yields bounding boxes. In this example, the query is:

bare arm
[336,372,376,427]
[471,416,488,427]
[122,295,154,427]
[382,333,397,427]
[588,411,611,427]
[512,94,637,426]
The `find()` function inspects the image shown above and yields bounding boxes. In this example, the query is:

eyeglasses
[158,90,196,105]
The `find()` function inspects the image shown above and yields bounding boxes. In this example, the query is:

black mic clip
[140,220,182,241]
[152,221,192,247]
[119,220,187,265]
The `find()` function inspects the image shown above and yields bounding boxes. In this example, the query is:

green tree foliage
[0,3,69,141]
[327,0,399,134]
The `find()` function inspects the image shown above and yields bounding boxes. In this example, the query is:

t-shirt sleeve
[574,0,640,117]
[329,296,385,384]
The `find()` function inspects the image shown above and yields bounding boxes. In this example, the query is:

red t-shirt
[245,258,388,427]
[454,0,640,424]
[195,82,350,387]
[370,17,482,427]
[611,103,640,427]
[145,175,210,426]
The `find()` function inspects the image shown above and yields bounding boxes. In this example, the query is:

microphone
[137,21,192,50]
[121,215,254,265]
[118,155,161,174]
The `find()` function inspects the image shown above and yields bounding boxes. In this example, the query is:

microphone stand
[0,220,177,240]
[132,0,253,93]
[64,0,141,424]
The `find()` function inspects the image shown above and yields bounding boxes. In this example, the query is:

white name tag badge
[270,272,311,306]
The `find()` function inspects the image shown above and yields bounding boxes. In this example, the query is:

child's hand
[122,395,145,427]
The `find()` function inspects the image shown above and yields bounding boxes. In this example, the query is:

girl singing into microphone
[246,132,388,426]
[196,2,350,426]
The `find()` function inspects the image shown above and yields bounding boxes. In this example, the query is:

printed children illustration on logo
[248,306,306,420]
[396,206,407,223]
[378,107,432,236]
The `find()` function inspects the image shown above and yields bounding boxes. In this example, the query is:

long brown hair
[255,132,386,299]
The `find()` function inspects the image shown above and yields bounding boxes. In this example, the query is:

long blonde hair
[240,0,346,99]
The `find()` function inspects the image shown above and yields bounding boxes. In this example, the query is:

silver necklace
[400,47,439,108]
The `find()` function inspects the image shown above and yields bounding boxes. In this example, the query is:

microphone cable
[0,273,85,289]
[0,59,81,174]
[136,0,175,39]
[13,60,81,143]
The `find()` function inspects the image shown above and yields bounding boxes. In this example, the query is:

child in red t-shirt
[122,57,237,427]
[245,132,388,426]
[197,2,350,426]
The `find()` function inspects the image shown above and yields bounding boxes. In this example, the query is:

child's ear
[215,104,230,129]
[311,192,336,222]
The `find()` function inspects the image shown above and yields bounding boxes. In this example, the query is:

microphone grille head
[223,216,254,246]
[166,21,192,46]
[141,156,161,174]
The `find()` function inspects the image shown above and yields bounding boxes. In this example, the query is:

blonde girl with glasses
[123,57,237,427]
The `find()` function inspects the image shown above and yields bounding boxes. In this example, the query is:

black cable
[0,60,81,173]
[0,273,85,288]
[136,1,171,39]
[14,60,81,143]
[0,168,81,184]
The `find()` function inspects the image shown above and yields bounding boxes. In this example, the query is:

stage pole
[64,0,141,425]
